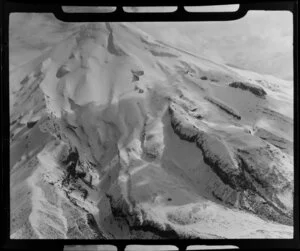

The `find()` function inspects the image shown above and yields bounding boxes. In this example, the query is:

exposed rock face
[229,82,267,98]
[204,97,241,120]
[10,20,293,239]
[56,65,70,78]
[168,102,293,226]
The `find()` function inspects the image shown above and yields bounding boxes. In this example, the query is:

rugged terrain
[10,22,293,239]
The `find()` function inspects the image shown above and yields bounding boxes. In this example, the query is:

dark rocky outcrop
[105,22,127,56]
[168,103,293,226]
[86,213,106,239]
[229,81,267,98]
[56,65,70,78]
[131,70,144,77]
[106,193,181,239]
[205,97,241,120]
[27,120,38,129]
[61,148,80,185]
[149,50,178,58]
[168,104,244,190]
[20,75,30,85]
[131,70,144,82]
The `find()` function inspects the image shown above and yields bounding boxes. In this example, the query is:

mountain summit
[10,22,293,239]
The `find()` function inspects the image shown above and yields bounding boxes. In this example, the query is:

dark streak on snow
[205,97,241,120]
[149,49,178,58]
[229,82,267,98]
[105,23,126,56]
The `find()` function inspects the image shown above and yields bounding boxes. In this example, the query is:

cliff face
[10,21,294,239]
[168,101,293,226]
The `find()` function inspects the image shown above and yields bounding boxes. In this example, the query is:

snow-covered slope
[10,22,293,239]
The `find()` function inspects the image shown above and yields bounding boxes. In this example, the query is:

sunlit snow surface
[10,15,293,239]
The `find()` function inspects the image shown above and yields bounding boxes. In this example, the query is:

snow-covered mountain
[10,21,293,239]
